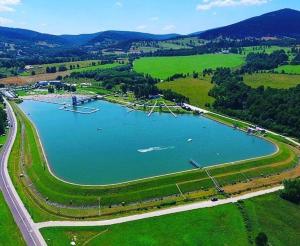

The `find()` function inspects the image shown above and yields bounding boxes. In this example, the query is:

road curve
[36,186,283,229]
[0,98,46,246]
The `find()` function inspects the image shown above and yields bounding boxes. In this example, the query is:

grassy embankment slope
[244,73,300,89]
[133,54,244,80]
[157,77,214,108]
[40,192,300,246]
[0,192,26,245]
[7,101,299,222]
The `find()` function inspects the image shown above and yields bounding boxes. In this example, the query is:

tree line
[209,68,300,138]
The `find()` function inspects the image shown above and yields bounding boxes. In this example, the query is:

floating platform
[59,105,99,114]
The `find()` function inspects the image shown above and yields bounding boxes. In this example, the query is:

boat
[187,138,193,142]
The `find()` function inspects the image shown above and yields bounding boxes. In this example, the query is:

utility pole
[98,197,101,216]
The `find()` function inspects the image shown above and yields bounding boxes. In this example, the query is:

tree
[255,232,268,246]
[48,86,55,93]
[280,179,300,204]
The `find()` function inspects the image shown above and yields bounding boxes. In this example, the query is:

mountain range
[0,8,299,56]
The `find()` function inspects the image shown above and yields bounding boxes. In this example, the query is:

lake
[19,99,277,185]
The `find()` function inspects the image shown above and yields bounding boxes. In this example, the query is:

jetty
[163,102,177,118]
[148,100,158,117]
[189,159,201,169]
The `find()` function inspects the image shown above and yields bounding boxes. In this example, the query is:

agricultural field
[241,46,291,55]
[133,54,244,79]
[20,60,102,76]
[131,37,204,53]
[158,77,214,108]
[71,62,121,73]
[275,65,300,74]
[244,193,300,246]
[0,192,25,245]
[41,203,248,246]
[244,73,300,89]
[40,192,300,246]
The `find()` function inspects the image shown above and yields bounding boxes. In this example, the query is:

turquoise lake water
[19,100,277,185]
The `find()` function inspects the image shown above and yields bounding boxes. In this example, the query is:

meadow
[133,54,245,79]
[40,192,300,246]
[41,204,248,246]
[244,73,300,89]
[275,65,300,74]
[0,192,25,245]
[157,77,215,108]
[241,46,291,55]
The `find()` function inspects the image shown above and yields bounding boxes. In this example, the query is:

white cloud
[149,16,159,21]
[136,25,147,30]
[196,0,269,11]
[0,0,21,12]
[163,24,176,32]
[0,16,13,25]
[115,1,123,8]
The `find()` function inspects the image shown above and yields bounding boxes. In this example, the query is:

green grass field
[157,77,215,108]
[71,63,121,73]
[242,46,291,55]
[40,192,300,246]
[0,192,25,245]
[275,65,300,75]
[244,73,300,89]
[244,193,300,246]
[20,60,102,75]
[133,54,245,79]
[41,203,248,246]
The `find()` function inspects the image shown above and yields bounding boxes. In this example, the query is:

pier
[72,95,98,106]
[189,159,201,169]
[148,100,158,117]
[163,102,177,118]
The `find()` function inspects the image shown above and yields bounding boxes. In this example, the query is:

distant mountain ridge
[197,8,300,39]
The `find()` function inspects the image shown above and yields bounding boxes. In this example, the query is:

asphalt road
[0,99,46,246]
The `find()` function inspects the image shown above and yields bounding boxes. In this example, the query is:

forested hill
[197,8,300,40]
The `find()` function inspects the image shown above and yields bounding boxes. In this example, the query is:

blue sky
[0,0,299,35]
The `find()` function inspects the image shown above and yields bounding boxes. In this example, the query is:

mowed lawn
[41,204,248,246]
[244,73,300,89]
[134,54,244,79]
[71,63,121,73]
[158,77,214,108]
[244,193,300,246]
[0,192,25,245]
[275,65,300,75]
[40,192,300,246]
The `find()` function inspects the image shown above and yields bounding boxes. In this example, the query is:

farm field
[40,192,300,246]
[0,192,25,245]
[0,63,120,85]
[41,203,248,246]
[242,46,291,55]
[20,60,102,75]
[133,54,244,79]
[158,77,214,108]
[244,73,300,89]
[275,65,300,74]
[244,193,300,246]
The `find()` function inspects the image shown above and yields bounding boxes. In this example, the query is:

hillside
[197,8,300,39]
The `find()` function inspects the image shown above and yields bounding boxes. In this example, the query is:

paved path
[0,99,46,246]
[36,186,283,229]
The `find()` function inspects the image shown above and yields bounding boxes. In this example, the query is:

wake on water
[138,146,175,153]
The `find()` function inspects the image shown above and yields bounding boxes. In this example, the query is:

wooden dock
[189,159,201,168]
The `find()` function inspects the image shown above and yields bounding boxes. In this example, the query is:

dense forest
[209,68,300,138]
[241,50,289,73]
